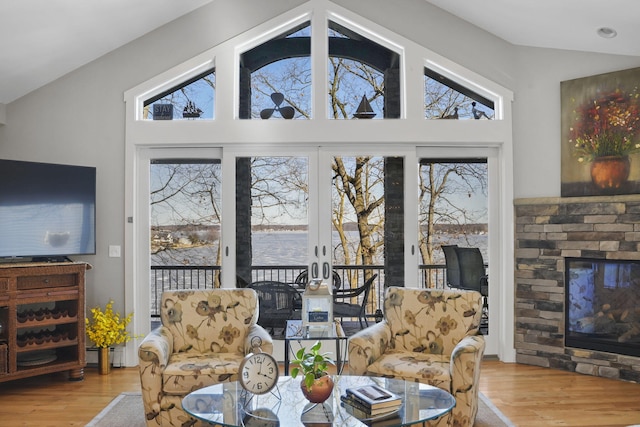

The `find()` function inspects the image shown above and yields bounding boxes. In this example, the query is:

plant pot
[98,347,111,375]
[590,156,630,190]
[300,375,334,403]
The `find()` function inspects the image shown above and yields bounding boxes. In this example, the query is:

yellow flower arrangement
[86,300,134,348]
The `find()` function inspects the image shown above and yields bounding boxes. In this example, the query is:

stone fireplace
[515,196,640,383]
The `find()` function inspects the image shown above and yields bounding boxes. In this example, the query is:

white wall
[0,0,639,311]
[512,47,640,198]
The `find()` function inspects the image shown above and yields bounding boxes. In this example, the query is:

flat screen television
[0,159,96,261]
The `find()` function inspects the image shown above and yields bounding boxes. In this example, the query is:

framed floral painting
[561,67,640,197]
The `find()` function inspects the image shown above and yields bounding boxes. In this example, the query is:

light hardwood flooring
[0,360,639,426]
[480,360,640,427]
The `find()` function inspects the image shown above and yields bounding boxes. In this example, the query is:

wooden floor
[480,360,640,427]
[0,360,639,426]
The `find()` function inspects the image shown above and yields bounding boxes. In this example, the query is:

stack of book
[341,384,402,419]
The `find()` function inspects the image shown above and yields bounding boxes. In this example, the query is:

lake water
[152,231,488,266]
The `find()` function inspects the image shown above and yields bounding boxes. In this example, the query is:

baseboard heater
[86,347,124,368]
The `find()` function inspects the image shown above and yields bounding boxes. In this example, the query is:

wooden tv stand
[0,262,89,382]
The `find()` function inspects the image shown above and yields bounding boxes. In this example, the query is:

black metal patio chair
[442,245,489,329]
[294,269,342,290]
[333,274,378,328]
[248,281,302,335]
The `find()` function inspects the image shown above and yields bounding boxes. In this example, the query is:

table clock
[238,351,279,395]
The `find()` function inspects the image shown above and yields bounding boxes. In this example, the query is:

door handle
[323,262,330,279]
[312,262,319,278]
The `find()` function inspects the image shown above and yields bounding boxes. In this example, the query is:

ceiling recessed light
[597,27,617,39]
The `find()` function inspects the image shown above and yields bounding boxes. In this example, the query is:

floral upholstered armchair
[348,287,485,427]
[138,289,273,427]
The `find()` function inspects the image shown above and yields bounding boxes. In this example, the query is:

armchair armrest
[245,324,274,355]
[139,326,173,369]
[450,334,485,394]
[347,321,391,375]
[138,326,173,417]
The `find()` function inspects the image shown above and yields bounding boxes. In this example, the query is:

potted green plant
[290,340,336,403]
[85,300,134,375]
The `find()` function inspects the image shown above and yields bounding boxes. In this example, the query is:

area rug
[86,391,514,427]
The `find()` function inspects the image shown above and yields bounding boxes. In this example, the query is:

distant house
[152,231,174,245]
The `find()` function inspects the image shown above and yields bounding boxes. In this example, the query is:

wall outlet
[108,245,121,257]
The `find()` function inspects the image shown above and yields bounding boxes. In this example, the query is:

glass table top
[285,319,346,340]
[182,375,455,427]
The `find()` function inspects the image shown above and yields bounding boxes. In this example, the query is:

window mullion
[311,7,328,121]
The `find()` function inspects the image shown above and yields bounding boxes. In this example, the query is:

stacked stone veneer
[515,195,640,383]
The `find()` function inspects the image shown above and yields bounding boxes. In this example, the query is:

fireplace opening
[565,257,640,357]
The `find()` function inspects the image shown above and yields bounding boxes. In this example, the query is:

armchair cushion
[161,289,258,353]
[161,351,242,395]
[138,289,273,427]
[383,287,480,354]
[348,287,485,427]
[365,352,451,391]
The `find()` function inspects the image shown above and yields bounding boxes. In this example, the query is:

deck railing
[149,264,450,320]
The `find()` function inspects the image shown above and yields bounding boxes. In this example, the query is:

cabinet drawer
[17,274,77,290]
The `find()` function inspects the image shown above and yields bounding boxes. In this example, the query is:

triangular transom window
[424,67,495,120]
[143,68,215,120]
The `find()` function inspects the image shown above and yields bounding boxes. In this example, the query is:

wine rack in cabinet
[0,262,89,382]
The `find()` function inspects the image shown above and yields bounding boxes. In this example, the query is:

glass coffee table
[182,375,455,427]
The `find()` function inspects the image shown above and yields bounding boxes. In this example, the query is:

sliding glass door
[415,147,499,354]
[137,148,223,329]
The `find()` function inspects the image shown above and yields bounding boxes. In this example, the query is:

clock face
[239,352,279,395]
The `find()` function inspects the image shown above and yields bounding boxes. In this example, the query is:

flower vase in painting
[561,67,640,196]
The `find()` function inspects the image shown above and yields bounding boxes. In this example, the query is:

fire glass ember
[565,257,640,357]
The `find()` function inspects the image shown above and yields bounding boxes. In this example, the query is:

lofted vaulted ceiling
[0,0,638,104]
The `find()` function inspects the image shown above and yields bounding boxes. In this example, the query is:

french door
[222,146,414,302]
